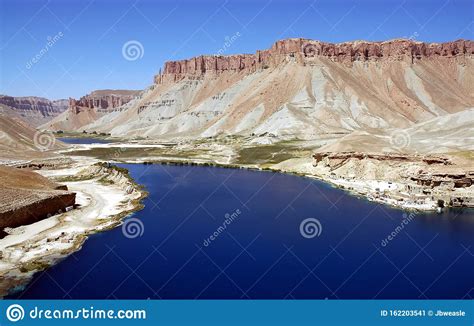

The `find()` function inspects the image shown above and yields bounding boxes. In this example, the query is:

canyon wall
[82,37,474,141]
[155,39,474,82]
[69,89,139,113]
[43,89,139,131]
[0,96,68,127]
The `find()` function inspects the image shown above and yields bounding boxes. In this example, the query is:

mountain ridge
[38,37,473,154]
[156,38,473,82]
[0,95,68,127]
[41,89,140,132]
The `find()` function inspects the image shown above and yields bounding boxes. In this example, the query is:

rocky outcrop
[313,152,450,170]
[43,90,139,132]
[156,38,474,82]
[0,166,76,232]
[312,151,474,209]
[0,90,137,129]
[83,38,474,141]
[69,89,139,113]
[0,190,76,231]
[0,96,68,127]
[74,162,143,196]
[411,170,474,188]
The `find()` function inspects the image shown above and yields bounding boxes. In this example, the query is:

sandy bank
[0,159,146,297]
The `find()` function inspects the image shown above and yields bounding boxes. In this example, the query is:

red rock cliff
[155,38,474,83]
[68,89,139,112]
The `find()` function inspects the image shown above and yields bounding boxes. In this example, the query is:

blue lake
[58,137,112,144]
[10,164,474,299]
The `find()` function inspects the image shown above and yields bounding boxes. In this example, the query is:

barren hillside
[0,96,67,127]
[79,38,473,152]
[0,114,64,160]
[43,89,140,132]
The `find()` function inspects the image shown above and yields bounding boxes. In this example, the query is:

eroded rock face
[45,89,140,131]
[0,191,76,231]
[156,38,474,82]
[0,166,76,231]
[0,96,68,127]
[313,152,450,170]
[312,151,474,208]
[68,89,139,112]
[78,37,474,141]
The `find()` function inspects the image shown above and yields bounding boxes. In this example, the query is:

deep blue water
[58,137,111,144]
[10,164,474,299]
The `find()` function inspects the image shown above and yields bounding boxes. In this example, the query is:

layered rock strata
[0,96,68,127]
[156,39,474,82]
[69,90,139,113]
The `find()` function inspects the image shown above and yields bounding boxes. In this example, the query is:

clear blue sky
[1,0,472,99]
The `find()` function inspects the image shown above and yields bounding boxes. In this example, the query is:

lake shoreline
[10,160,474,299]
[59,138,473,212]
[100,158,442,212]
[1,138,472,296]
[0,159,148,297]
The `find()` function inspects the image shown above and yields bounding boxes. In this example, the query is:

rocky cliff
[69,89,139,113]
[43,89,139,131]
[311,150,474,209]
[82,38,474,144]
[313,152,451,170]
[0,166,76,232]
[0,96,68,127]
[156,39,474,82]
